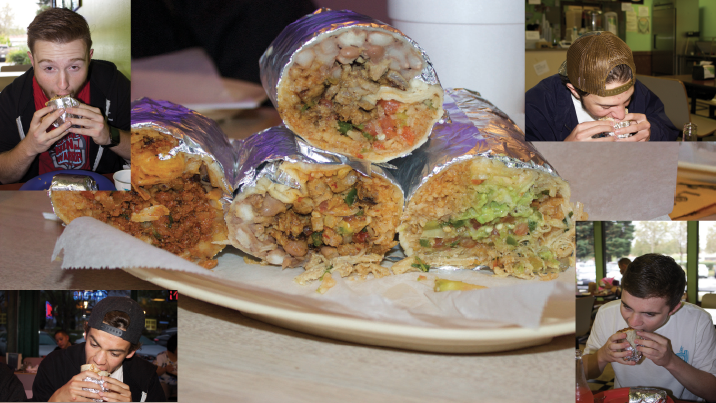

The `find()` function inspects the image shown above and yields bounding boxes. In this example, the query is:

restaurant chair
[576,295,595,348]
[702,293,716,309]
[636,74,716,139]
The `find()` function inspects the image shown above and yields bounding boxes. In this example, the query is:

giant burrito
[260,9,443,162]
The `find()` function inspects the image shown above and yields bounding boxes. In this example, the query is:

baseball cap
[558,31,636,97]
[88,297,144,344]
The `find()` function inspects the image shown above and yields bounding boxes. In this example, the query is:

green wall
[624,0,653,52]
[700,0,716,40]
[77,0,130,79]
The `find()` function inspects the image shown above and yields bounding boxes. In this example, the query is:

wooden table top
[0,190,575,402]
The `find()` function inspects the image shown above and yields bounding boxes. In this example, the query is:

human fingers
[67,105,102,120]
[34,108,65,132]
[574,123,617,141]
[623,113,647,123]
[32,105,58,123]
[67,116,102,131]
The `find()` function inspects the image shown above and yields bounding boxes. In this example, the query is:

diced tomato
[372,142,385,150]
[379,116,396,138]
[356,153,364,159]
[471,179,484,185]
[470,219,482,230]
[378,99,401,115]
[319,98,332,108]
[432,238,444,248]
[493,258,503,268]
[399,126,414,145]
[514,222,529,236]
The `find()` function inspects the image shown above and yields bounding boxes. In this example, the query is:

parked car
[699,264,709,278]
[153,327,177,347]
[39,331,57,357]
[576,261,596,286]
[75,335,166,361]
[0,45,9,62]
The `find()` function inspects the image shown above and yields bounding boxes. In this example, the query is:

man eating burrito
[31,297,165,402]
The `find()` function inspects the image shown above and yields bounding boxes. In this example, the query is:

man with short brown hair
[32,297,165,402]
[0,7,130,185]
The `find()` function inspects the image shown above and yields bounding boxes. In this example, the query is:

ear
[566,83,581,100]
[125,349,136,359]
[89,48,93,60]
[668,301,682,316]
[27,51,34,66]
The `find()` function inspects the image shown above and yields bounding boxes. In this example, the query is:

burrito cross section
[275,25,443,162]
[397,158,582,280]
[227,162,403,283]
[50,128,229,269]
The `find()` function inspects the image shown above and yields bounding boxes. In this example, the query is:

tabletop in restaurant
[0,190,575,402]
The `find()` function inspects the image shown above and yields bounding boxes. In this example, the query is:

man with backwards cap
[32,297,166,402]
[525,31,679,142]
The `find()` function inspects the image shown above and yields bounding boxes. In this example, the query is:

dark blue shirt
[525,74,679,141]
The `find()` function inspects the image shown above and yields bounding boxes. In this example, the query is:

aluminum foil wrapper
[259,8,440,109]
[130,98,237,194]
[592,120,636,139]
[45,95,80,128]
[234,125,401,198]
[82,376,108,402]
[49,174,98,191]
[629,387,668,403]
[623,342,644,362]
[392,88,559,204]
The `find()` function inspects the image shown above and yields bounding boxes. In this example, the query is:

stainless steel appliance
[652,2,676,76]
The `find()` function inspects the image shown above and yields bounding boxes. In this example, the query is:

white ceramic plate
[125,267,574,354]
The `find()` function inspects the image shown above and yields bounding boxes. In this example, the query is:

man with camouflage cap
[525,31,679,142]
[32,297,166,402]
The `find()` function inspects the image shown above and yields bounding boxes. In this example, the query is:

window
[699,222,716,303]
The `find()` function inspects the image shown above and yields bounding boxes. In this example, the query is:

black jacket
[31,343,165,402]
[0,359,27,402]
[525,74,679,141]
[0,60,130,184]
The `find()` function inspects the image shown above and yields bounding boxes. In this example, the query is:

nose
[58,70,70,91]
[627,314,641,329]
[612,107,626,121]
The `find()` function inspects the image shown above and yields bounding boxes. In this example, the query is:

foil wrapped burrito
[228,126,404,284]
[619,327,644,362]
[392,89,586,280]
[629,388,668,403]
[260,8,443,163]
[50,99,233,269]
[45,95,80,128]
[80,364,110,402]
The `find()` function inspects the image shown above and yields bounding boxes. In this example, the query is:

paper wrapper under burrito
[392,89,586,280]
[629,388,668,403]
[228,126,404,284]
[80,364,110,402]
[619,327,644,363]
[260,8,443,163]
[49,99,231,269]
[45,95,80,128]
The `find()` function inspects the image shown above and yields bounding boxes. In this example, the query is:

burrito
[618,327,644,362]
[397,157,581,279]
[228,126,404,283]
[393,89,586,280]
[80,364,110,402]
[50,127,229,269]
[261,9,443,162]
